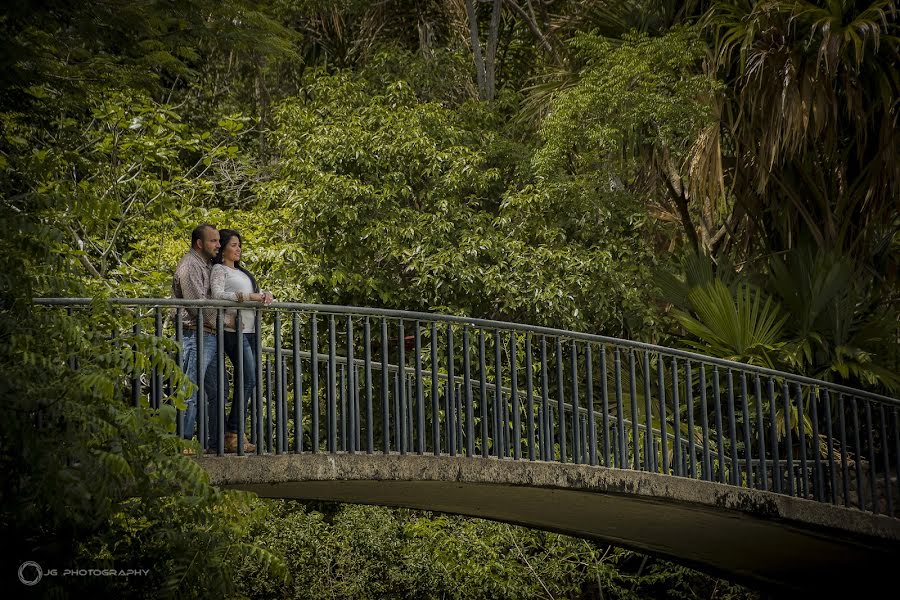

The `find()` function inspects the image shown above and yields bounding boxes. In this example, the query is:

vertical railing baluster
[658,354,668,474]
[393,370,400,452]
[66,307,77,372]
[600,346,610,467]
[726,370,738,486]
[740,373,752,488]
[175,309,184,437]
[811,386,823,501]
[851,396,864,510]
[398,319,406,455]
[311,315,319,453]
[712,369,725,484]
[327,315,337,453]
[865,399,878,514]
[409,377,416,451]
[672,357,682,477]
[797,383,808,498]
[254,309,263,454]
[839,393,850,506]
[511,334,521,460]
[643,351,655,473]
[283,358,290,452]
[570,341,580,465]
[768,377,780,493]
[700,365,711,481]
[338,364,346,453]
[415,321,425,455]
[236,312,245,456]
[265,354,273,453]
[432,323,441,456]
[494,330,503,459]
[447,325,456,456]
[526,334,536,461]
[586,344,597,467]
[456,381,464,456]
[409,357,416,453]
[364,317,373,454]
[823,389,836,503]
[783,382,794,495]
[464,327,474,457]
[628,350,639,470]
[153,308,163,410]
[879,404,892,517]
[541,337,551,462]
[215,309,225,455]
[614,348,625,469]
[275,312,283,454]
[381,318,390,453]
[585,417,591,465]
[132,319,142,408]
[556,338,568,463]
[293,313,303,453]
[479,330,488,458]
[686,361,696,479]
[755,375,767,491]
[346,316,355,454]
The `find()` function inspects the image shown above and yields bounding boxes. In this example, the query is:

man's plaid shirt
[172,249,216,331]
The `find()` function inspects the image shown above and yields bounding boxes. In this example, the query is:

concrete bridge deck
[198,453,900,596]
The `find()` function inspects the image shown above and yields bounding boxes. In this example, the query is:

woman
[210,229,274,453]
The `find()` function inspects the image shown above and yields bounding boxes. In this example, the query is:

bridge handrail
[34,296,900,517]
[34,297,899,406]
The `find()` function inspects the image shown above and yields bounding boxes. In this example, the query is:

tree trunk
[463,0,487,99]
[484,0,502,100]
[465,0,502,100]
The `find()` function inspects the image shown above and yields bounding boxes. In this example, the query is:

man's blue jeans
[181,329,218,442]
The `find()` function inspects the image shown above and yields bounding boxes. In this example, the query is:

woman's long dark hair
[214,229,260,293]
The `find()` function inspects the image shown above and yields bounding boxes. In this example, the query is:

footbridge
[37,298,900,595]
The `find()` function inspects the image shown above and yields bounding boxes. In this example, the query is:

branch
[503,0,561,65]
[657,150,700,253]
[67,224,103,279]
[506,528,554,600]
[662,174,700,253]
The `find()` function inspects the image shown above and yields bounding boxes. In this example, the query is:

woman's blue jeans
[223,332,257,434]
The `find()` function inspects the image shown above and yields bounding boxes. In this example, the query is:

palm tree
[708,0,899,261]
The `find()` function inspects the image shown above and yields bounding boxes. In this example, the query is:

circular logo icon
[18,561,43,586]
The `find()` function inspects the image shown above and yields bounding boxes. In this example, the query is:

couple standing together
[172,224,275,453]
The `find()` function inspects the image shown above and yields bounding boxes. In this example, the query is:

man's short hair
[191,224,216,248]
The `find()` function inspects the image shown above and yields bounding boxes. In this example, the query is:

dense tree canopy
[2,0,897,597]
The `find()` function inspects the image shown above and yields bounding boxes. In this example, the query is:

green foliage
[232,501,758,600]
[672,280,787,368]
[0,2,296,597]
[534,27,716,178]
[660,244,899,393]
[766,241,900,391]
[0,250,284,597]
[2,0,896,596]
[254,67,662,336]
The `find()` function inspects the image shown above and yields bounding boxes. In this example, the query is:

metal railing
[36,298,900,518]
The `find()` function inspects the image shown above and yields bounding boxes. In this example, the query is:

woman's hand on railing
[251,291,274,305]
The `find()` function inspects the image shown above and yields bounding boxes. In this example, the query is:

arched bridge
[36,298,900,595]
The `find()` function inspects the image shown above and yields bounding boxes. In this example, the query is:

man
[172,224,220,449]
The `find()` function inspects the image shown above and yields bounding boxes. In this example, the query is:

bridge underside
[198,454,900,595]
